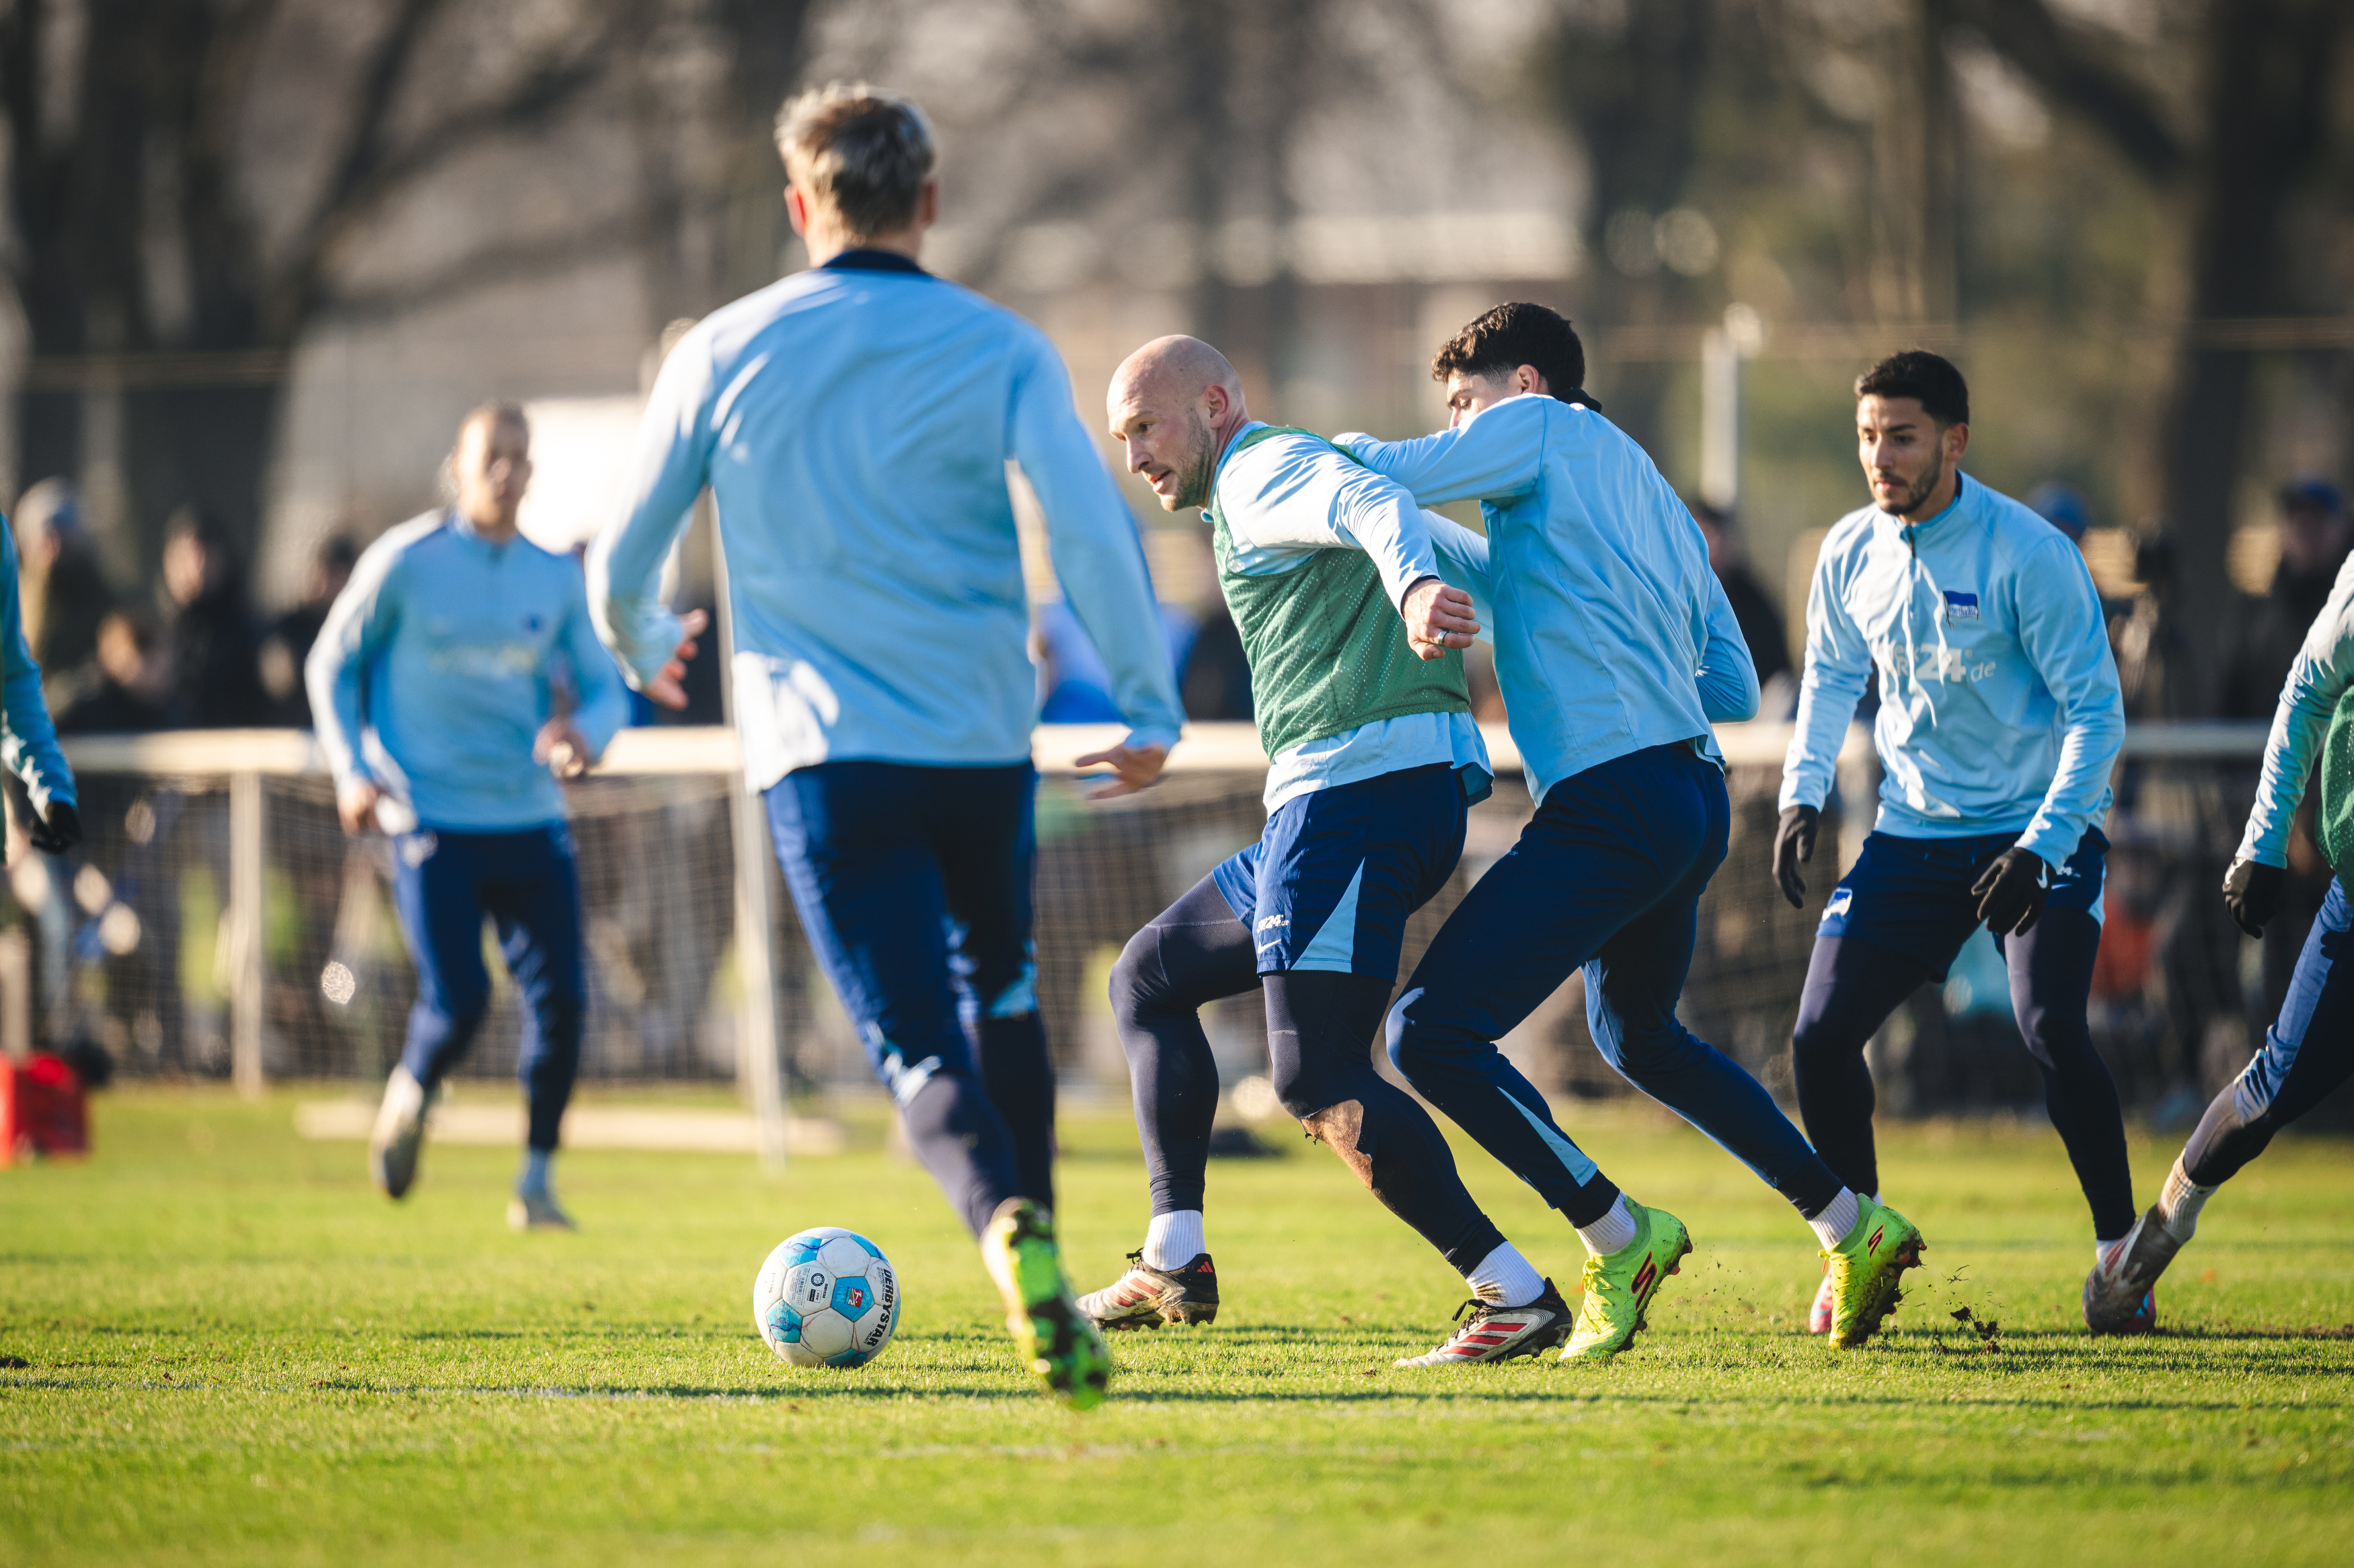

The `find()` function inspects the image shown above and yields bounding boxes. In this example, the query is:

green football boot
[1561,1199,1692,1362]
[981,1197,1112,1411]
[1822,1195,1925,1349]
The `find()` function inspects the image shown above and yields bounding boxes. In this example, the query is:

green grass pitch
[4,1087,2351,1565]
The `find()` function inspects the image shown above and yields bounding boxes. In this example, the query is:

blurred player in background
[312,402,642,1233]
[1775,352,2133,1333]
[1340,303,1922,1353]
[591,85,1184,1411]
[2086,542,2354,1321]
[1081,335,1613,1368]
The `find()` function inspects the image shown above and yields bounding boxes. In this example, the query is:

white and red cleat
[1394,1281,1574,1366]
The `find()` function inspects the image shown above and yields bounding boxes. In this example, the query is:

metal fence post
[732,783,786,1171]
[229,770,266,1097]
[710,507,787,1172]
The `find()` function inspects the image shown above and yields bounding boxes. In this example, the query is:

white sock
[518,1148,552,1197]
[1809,1188,1862,1250]
[1464,1242,1547,1308]
[1143,1210,1205,1269]
[2158,1158,2215,1244]
[1576,1193,1638,1256]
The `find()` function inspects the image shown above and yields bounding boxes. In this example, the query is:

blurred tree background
[0,0,2346,703]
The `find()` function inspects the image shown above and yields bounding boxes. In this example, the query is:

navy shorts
[1211,762,1468,979]
[1818,826,2107,980]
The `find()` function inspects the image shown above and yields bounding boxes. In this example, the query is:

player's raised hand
[642,608,712,711]
[535,718,595,779]
[1773,804,1819,908]
[1073,739,1169,801]
[1402,576,1478,660]
[336,780,383,836]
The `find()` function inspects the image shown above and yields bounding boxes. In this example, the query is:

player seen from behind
[1340,303,1924,1352]
[1079,335,1590,1368]
[313,403,643,1232]
[2086,547,2354,1321]
[589,85,1186,1411]
[1776,350,2133,1333]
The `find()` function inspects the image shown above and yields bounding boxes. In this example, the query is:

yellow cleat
[1822,1195,1925,1349]
[1562,1200,1691,1361]
[981,1198,1112,1410]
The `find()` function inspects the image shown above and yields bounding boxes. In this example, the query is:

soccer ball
[753,1227,899,1369]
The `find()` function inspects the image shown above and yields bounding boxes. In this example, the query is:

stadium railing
[3,719,2279,1161]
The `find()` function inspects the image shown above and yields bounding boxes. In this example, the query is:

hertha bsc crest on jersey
[1944,590,1980,623]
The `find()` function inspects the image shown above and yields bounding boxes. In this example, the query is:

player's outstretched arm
[2006,538,2128,871]
[1336,395,1548,508]
[306,531,406,836]
[2236,556,2354,876]
[0,524,75,842]
[1012,331,1184,776]
[1776,536,1870,904]
[590,327,717,698]
[1696,573,1761,724]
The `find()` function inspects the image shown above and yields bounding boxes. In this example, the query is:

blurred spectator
[2216,478,2349,721]
[56,609,182,734]
[2026,481,2090,543]
[13,477,114,709]
[256,533,358,726]
[1688,500,1793,717]
[157,506,270,728]
[2213,478,2350,1019]
[1178,606,1252,720]
[1036,599,1199,723]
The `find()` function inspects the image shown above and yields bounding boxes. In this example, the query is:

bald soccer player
[1076,336,1694,1367]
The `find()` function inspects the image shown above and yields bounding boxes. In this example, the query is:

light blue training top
[588,252,1183,790]
[1211,421,1489,812]
[0,524,74,813]
[2239,550,2354,867]
[307,511,629,832]
[1779,473,2125,867]
[1338,394,1757,805]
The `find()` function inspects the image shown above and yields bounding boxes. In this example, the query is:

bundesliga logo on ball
[753,1227,899,1369]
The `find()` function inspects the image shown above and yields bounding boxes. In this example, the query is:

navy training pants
[2178,874,2354,1186]
[764,760,1053,1237]
[1110,764,1511,1274]
[391,822,585,1153]
[1390,742,1847,1226]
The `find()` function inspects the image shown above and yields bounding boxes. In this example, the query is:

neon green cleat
[981,1198,1111,1411]
[1822,1195,1925,1349]
[1561,1200,1691,1362]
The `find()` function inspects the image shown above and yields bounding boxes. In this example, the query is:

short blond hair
[774,83,935,243]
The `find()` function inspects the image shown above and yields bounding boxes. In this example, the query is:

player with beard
[1075,335,1679,1366]
[1775,351,2135,1334]
[1336,304,1921,1353]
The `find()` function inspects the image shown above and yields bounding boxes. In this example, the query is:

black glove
[1972,845,2051,937]
[2222,857,2285,940]
[1773,804,1819,908]
[27,799,79,855]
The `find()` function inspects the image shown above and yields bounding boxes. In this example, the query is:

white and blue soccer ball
[753,1227,899,1369]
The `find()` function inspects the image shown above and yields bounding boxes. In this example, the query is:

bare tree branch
[1944,0,2191,181]
[318,206,659,323]
[272,0,633,332]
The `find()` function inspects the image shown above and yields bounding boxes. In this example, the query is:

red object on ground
[0,1054,88,1165]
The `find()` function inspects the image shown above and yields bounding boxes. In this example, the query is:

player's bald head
[1110,335,1243,411]
[1106,336,1250,513]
